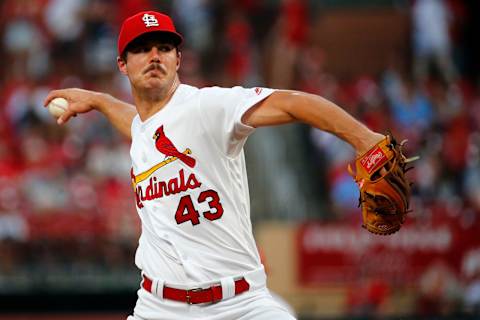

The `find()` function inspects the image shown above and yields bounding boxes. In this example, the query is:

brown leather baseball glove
[348,134,418,235]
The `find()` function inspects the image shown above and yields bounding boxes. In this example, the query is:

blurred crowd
[0,0,480,317]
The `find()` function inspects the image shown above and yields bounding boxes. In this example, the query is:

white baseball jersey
[130,84,275,285]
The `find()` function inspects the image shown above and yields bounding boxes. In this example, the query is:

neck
[134,75,180,121]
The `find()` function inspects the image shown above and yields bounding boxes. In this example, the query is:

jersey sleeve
[198,86,275,158]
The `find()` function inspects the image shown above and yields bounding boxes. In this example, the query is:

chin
[143,81,168,91]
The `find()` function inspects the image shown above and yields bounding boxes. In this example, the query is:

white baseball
[47,97,69,118]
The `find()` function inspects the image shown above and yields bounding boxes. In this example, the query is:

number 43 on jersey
[175,189,224,225]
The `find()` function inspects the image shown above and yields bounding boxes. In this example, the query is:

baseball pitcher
[44,11,411,320]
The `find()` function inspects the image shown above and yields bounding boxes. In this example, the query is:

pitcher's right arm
[44,89,137,139]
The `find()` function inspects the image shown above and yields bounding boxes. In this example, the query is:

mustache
[143,63,166,75]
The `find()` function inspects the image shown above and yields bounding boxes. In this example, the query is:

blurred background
[1,0,480,319]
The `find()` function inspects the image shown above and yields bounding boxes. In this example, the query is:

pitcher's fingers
[57,110,76,125]
[44,90,64,107]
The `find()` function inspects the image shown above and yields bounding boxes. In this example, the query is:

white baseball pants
[127,286,296,320]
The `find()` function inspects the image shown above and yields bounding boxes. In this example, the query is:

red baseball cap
[117,11,183,56]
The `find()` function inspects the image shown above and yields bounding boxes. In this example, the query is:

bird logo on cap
[142,13,159,27]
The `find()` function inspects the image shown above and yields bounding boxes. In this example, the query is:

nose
[149,47,161,63]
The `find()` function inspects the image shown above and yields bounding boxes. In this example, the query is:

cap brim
[120,31,183,56]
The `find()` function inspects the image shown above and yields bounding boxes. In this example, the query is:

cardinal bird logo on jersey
[153,125,196,168]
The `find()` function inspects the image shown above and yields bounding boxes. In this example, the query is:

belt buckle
[186,287,203,305]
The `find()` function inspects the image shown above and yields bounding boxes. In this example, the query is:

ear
[117,56,128,75]
[176,51,181,71]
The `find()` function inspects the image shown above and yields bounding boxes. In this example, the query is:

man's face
[117,33,181,93]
